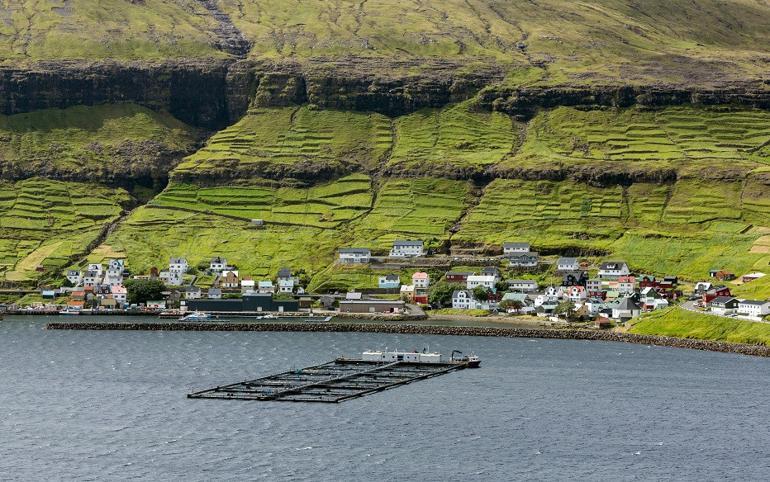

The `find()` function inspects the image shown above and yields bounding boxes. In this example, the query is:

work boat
[179,311,211,321]
[355,349,481,367]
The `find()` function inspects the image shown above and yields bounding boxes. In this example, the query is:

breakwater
[45,321,770,358]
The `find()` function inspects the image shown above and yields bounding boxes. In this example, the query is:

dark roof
[446,271,473,276]
[393,240,423,246]
[509,252,539,259]
[452,290,471,297]
[482,266,500,273]
[600,261,628,270]
[211,256,226,263]
[170,257,187,264]
[508,279,537,285]
[711,296,736,305]
[739,300,769,306]
[557,257,578,265]
[382,274,400,281]
[277,268,292,278]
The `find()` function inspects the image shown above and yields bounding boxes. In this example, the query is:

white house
[258,280,275,294]
[509,252,539,268]
[82,270,102,288]
[241,278,256,294]
[507,279,537,292]
[210,257,228,273]
[184,286,202,300]
[611,297,641,321]
[278,278,295,293]
[87,263,103,276]
[338,248,371,264]
[104,259,125,286]
[412,272,430,289]
[566,285,587,302]
[737,300,770,318]
[66,270,83,286]
[598,261,631,279]
[640,287,669,311]
[169,257,188,276]
[110,285,127,305]
[710,296,739,315]
[219,270,240,289]
[452,290,476,309]
[390,240,424,257]
[503,242,530,255]
[467,275,497,292]
[207,288,222,299]
[556,257,580,272]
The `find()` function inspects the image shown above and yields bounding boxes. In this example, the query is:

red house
[702,286,731,304]
[445,271,473,283]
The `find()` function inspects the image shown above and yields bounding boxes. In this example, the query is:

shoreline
[44,320,770,358]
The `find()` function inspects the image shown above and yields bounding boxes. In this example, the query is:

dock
[187,358,470,403]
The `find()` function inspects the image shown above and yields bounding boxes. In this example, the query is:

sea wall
[46,322,770,358]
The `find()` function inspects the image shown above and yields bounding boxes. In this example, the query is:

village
[5,239,769,326]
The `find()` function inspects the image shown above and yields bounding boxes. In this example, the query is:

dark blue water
[2,316,769,480]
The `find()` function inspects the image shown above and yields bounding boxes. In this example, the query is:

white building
[598,261,631,279]
[169,257,188,276]
[278,278,295,293]
[503,242,530,255]
[241,278,256,294]
[710,296,739,315]
[338,248,371,264]
[87,263,103,276]
[467,275,497,292]
[509,252,539,268]
[184,286,202,300]
[452,290,476,309]
[104,259,125,286]
[507,279,537,292]
[556,257,579,272]
[412,272,430,289]
[82,270,102,288]
[737,300,770,318]
[611,297,641,321]
[210,257,228,273]
[390,240,424,257]
[258,280,275,294]
[66,270,83,286]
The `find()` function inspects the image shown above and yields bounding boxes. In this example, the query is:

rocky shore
[45,321,770,358]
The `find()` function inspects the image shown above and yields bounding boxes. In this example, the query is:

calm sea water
[2,316,769,481]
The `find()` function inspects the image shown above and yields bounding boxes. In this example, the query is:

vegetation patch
[0,104,201,182]
[630,307,770,346]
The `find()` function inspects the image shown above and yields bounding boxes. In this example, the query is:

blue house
[378,274,401,289]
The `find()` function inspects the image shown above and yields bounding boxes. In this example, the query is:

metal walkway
[187,359,469,403]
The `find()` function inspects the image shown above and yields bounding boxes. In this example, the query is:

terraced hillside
[0,178,130,282]
[0,104,201,183]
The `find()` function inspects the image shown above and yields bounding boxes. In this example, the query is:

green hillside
[0,178,130,282]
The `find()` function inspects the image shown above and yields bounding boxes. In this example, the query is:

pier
[187,358,470,403]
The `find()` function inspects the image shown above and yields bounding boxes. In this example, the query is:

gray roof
[504,242,530,249]
[382,274,400,281]
[508,279,537,285]
[170,257,187,264]
[339,300,405,305]
[615,297,640,310]
[277,268,292,277]
[739,300,770,306]
[339,248,371,254]
[393,240,423,246]
[557,257,578,265]
[446,271,473,276]
[510,252,539,259]
[207,288,221,294]
[452,290,471,297]
[211,256,226,263]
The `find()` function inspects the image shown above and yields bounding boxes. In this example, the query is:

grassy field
[497,106,770,176]
[630,307,770,346]
[0,104,201,180]
[174,107,392,178]
[0,178,130,282]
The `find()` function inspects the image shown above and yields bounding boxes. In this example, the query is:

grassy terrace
[174,107,392,178]
[0,178,130,282]
[630,308,770,346]
[0,104,201,180]
[387,101,514,173]
[497,106,770,175]
[455,178,768,279]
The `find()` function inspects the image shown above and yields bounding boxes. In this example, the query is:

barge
[187,350,480,403]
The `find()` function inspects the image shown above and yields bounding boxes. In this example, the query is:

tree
[499,299,523,313]
[472,286,490,302]
[124,278,166,305]
[555,301,576,320]
[428,281,464,308]
[495,281,509,293]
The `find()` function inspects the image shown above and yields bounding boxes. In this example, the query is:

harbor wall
[45,322,770,358]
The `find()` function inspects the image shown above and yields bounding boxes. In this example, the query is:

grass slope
[497,106,770,177]
[0,0,223,62]
[630,307,770,346]
[0,104,201,181]
[175,107,392,179]
[0,178,130,282]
